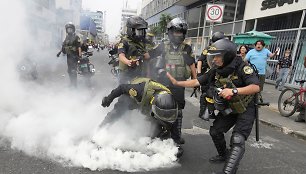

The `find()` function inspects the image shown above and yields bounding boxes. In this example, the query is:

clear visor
[206,53,218,68]
[151,105,178,123]
[135,29,146,37]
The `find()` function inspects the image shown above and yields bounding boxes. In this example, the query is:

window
[187,7,201,29]
[219,0,237,23]
[187,29,198,37]
[245,19,255,32]
[257,11,302,31]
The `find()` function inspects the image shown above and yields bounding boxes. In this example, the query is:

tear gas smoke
[0,0,178,172]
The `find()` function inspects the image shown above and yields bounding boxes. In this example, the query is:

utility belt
[64,46,78,55]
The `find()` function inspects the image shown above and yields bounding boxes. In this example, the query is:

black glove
[101,97,112,107]
[56,52,61,57]
[197,73,202,77]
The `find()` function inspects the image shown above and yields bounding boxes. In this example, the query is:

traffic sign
[205,4,225,23]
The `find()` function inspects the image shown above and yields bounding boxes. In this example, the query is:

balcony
[174,0,200,6]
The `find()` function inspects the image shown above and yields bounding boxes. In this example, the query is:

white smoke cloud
[0,0,179,172]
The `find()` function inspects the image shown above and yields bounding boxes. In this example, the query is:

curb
[260,106,306,141]
[259,118,306,141]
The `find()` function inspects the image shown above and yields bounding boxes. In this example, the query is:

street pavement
[1,50,306,174]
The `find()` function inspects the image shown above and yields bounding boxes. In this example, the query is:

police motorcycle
[17,57,38,81]
[77,51,95,77]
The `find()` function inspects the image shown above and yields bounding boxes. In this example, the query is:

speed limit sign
[205,4,225,23]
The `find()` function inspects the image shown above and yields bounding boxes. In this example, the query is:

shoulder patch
[129,88,137,97]
[202,49,208,55]
[118,42,124,49]
[243,66,254,75]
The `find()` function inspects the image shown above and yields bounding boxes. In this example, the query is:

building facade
[81,10,105,41]
[141,0,306,85]
[120,8,138,34]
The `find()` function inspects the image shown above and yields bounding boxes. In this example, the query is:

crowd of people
[57,15,305,174]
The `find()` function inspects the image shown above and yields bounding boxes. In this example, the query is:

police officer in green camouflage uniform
[58,22,82,87]
[149,18,197,145]
[101,77,183,157]
[145,28,156,78]
[117,16,150,84]
[167,39,260,174]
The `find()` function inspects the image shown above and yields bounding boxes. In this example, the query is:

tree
[159,13,173,35]
[151,26,161,36]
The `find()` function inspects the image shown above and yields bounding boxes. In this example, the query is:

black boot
[176,145,184,158]
[222,133,245,174]
[171,110,184,144]
[209,131,227,163]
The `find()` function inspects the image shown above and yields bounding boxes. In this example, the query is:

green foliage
[159,13,173,34]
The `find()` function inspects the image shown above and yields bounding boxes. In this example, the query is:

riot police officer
[117,16,150,84]
[198,31,226,120]
[145,28,156,78]
[58,22,82,87]
[149,17,197,145]
[166,39,260,174]
[101,77,183,157]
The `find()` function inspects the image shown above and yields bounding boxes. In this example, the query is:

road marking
[247,136,276,149]
[185,97,200,107]
[182,126,209,135]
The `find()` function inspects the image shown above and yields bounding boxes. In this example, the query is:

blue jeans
[275,68,290,90]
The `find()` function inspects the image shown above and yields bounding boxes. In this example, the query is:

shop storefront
[244,0,306,85]
[181,0,305,85]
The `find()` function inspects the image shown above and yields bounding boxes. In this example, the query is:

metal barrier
[265,30,306,87]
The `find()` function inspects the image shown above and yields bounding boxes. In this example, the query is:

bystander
[275,49,292,91]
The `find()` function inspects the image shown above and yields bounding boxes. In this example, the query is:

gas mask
[66,28,74,35]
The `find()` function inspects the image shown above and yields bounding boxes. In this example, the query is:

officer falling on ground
[166,39,260,174]
[101,77,183,157]
[149,18,197,146]
[57,22,82,87]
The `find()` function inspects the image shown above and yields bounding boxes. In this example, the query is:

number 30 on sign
[205,4,225,23]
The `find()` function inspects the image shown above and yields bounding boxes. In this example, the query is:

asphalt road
[1,50,306,174]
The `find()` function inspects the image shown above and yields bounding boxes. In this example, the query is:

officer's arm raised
[166,72,200,88]
[119,53,132,66]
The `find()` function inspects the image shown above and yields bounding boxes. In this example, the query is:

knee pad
[231,133,245,147]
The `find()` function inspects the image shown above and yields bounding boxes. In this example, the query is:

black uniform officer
[166,39,260,174]
[58,22,82,87]
[117,16,150,84]
[81,38,90,52]
[149,18,197,144]
[198,32,226,120]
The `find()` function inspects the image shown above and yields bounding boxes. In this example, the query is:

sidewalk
[186,83,306,141]
[259,83,306,140]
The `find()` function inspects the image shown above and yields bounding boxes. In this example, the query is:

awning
[233,30,275,45]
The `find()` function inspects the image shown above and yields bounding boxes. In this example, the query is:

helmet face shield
[207,52,225,68]
[135,29,146,37]
[151,105,178,123]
